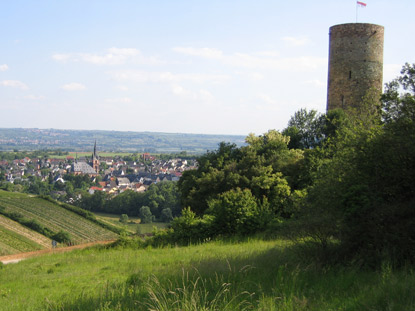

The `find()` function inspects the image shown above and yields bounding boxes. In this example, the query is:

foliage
[52,230,72,244]
[160,208,173,222]
[139,206,153,224]
[77,181,181,221]
[282,108,323,149]
[150,208,215,246]
[206,188,269,235]
[0,209,55,238]
[119,214,129,224]
[145,181,181,218]
[295,63,415,265]
[178,133,301,218]
[282,108,347,150]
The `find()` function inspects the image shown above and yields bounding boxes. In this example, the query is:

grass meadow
[1,238,414,311]
[94,212,168,234]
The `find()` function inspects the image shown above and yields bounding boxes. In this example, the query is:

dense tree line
[162,63,415,265]
[0,174,95,199]
[77,181,181,222]
[0,149,68,161]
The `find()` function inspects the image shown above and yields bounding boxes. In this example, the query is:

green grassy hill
[0,214,51,256]
[0,239,414,311]
[0,191,118,254]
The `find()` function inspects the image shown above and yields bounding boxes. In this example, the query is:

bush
[207,188,270,235]
[139,206,153,224]
[160,208,173,222]
[52,230,72,244]
[119,214,129,224]
[111,234,145,249]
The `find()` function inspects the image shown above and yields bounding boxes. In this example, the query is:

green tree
[139,206,153,224]
[282,109,322,149]
[160,208,173,222]
[297,64,415,264]
[119,214,129,224]
[207,188,269,235]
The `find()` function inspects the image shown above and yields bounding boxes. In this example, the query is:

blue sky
[1,0,414,135]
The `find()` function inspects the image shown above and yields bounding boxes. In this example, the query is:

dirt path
[0,240,116,264]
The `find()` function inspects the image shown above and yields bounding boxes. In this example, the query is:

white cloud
[23,95,45,100]
[61,82,86,91]
[171,84,188,96]
[52,54,71,62]
[52,48,161,66]
[235,71,264,81]
[0,80,28,89]
[251,73,264,81]
[173,46,326,71]
[258,93,277,106]
[305,79,326,88]
[111,70,230,84]
[171,84,214,102]
[0,64,8,71]
[255,51,280,57]
[282,36,310,47]
[225,53,326,71]
[173,47,223,59]
[115,85,129,91]
[105,97,132,103]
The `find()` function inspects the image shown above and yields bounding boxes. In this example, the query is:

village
[0,143,197,199]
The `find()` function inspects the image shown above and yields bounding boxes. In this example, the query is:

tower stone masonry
[326,23,384,111]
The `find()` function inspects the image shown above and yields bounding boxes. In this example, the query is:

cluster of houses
[0,147,197,196]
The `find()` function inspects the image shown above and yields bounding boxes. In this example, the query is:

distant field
[94,212,168,233]
[0,128,246,153]
[0,191,118,247]
[52,151,132,159]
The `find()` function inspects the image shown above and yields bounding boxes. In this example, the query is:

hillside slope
[0,214,51,256]
[0,191,118,253]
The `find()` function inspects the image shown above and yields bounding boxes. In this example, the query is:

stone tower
[326,23,384,111]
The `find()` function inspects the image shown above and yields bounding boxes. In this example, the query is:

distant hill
[0,128,246,153]
[0,190,118,255]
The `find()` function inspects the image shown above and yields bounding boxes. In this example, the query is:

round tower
[326,23,384,111]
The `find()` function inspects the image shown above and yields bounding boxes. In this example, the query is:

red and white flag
[357,1,367,7]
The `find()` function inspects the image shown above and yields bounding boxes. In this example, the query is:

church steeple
[91,140,100,173]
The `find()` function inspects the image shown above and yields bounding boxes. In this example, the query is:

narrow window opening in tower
[341,95,345,109]
[349,71,352,79]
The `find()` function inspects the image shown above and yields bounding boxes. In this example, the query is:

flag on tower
[357,1,367,7]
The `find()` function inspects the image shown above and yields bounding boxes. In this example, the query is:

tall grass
[1,239,414,311]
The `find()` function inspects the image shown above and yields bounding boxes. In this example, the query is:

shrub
[52,230,72,244]
[119,214,129,224]
[139,206,153,224]
[207,188,269,235]
[160,208,173,222]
